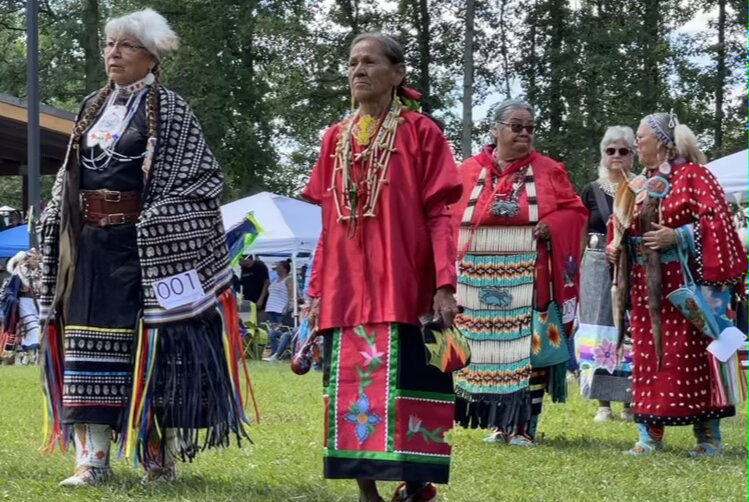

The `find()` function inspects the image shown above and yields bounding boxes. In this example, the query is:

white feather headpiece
[105,8,179,61]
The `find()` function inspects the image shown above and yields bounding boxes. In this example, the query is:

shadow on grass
[540,434,748,461]
[75,473,355,502]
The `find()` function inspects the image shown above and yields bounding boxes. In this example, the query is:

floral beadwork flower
[531,333,542,355]
[407,415,445,444]
[344,393,382,444]
[548,324,562,348]
[593,339,618,373]
[359,344,385,367]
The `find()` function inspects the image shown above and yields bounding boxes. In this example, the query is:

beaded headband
[645,111,679,147]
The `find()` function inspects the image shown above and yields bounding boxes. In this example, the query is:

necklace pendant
[491,200,520,217]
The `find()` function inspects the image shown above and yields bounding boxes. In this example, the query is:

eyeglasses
[605,147,632,156]
[499,121,535,134]
[103,40,147,55]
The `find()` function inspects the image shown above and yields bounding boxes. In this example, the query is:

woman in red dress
[304,33,461,502]
[608,112,746,456]
[451,99,587,446]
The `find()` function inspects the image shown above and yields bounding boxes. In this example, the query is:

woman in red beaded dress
[607,112,746,457]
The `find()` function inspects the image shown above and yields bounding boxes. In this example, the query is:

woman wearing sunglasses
[607,112,746,457]
[452,98,587,446]
[575,127,635,423]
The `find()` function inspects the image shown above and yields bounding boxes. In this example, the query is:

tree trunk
[548,0,565,135]
[642,0,660,111]
[461,0,475,160]
[416,0,432,113]
[527,0,538,105]
[499,0,512,98]
[336,0,360,33]
[714,0,726,154]
[81,0,101,92]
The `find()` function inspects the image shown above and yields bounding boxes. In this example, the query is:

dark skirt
[62,224,140,427]
[62,224,246,455]
[322,324,454,484]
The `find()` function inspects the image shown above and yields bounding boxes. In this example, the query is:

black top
[581,182,613,234]
[80,91,148,192]
[240,260,270,304]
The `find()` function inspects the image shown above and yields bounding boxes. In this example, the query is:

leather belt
[80,189,141,227]
[586,233,607,250]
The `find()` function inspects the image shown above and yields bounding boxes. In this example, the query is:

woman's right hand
[605,245,620,265]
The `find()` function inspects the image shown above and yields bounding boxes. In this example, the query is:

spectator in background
[575,126,635,423]
[0,258,9,284]
[239,255,270,309]
[263,261,295,362]
[8,211,22,228]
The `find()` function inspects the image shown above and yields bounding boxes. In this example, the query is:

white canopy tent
[222,191,321,256]
[707,149,748,204]
[221,191,322,325]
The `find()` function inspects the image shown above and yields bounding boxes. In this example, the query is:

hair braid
[146,72,160,140]
[72,81,115,146]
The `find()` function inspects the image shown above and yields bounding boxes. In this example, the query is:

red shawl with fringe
[453,146,588,334]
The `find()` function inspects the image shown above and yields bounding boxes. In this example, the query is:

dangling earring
[351,94,356,112]
[392,87,401,108]
[656,147,671,176]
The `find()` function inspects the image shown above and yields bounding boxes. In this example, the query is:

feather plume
[105,9,179,61]
[611,169,635,249]
[640,197,663,369]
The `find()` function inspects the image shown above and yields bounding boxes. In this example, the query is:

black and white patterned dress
[62,91,146,427]
[41,85,248,461]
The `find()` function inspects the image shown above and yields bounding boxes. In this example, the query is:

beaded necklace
[596,178,618,197]
[81,84,149,172]
[330,100,403,236]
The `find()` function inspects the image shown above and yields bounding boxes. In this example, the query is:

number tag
[562,298,577,324]
[152,270,206,310]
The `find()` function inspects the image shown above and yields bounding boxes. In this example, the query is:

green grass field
[0,363,745,502]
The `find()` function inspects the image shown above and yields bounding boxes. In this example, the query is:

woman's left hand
[534,221,550,240]
[433,287,459,328]
[643,223,677,250]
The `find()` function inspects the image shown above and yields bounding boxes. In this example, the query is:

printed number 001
[155,273,198,300]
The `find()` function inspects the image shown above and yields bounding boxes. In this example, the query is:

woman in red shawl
[452,99,587,446]
[607,112,746,457]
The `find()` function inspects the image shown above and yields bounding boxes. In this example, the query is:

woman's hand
[307,297,321,329]
[433,286,459,328]
[605,245,620,265]
[643,223,677,250]
[534,221,550,240]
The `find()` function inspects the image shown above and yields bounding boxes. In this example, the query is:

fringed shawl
[39,87,231,325]
[37,88,254,460]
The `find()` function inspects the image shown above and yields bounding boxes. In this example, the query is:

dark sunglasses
[499,121,535,134]
[605,147,632,156]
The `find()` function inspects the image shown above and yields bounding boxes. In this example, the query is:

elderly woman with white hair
[39,9,251,486]
[607,112,746,457]
[575,126,635,423]
[452,98,587,446]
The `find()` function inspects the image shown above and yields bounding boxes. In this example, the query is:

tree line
[0,0,745,207]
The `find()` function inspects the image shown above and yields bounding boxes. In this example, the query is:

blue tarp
[0,225,30,258]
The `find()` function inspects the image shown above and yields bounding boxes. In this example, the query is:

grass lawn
[0,362,745,502]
